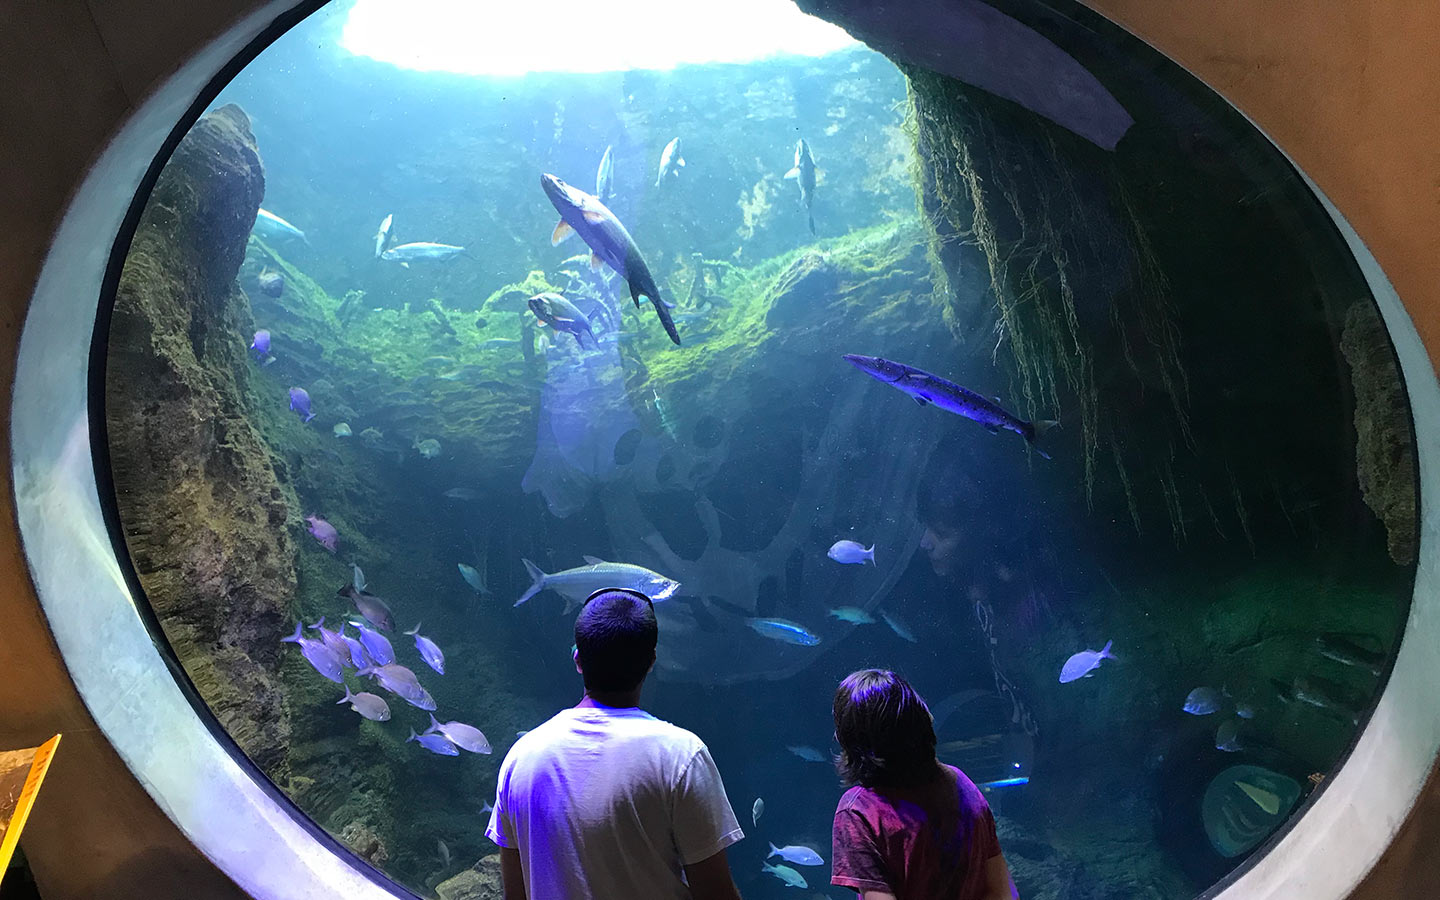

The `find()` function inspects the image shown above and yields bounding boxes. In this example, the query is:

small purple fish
[257,268,284,298]
[280,622,344,683]
[425,713,491,754]
[305,514,338,553]
[348,619,394,665]
[405,622,445,675]
[408,728,459,756]
[1059,640,1116,683]
[250,329,271,359]
[338,622,373,670]
[337,687,391,721]
[289,386,315,423]
[339,585,394,632]
[307,617,350,662]
[827,540,875,565]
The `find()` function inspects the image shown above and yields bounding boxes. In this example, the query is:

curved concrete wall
[0,1,1435,897]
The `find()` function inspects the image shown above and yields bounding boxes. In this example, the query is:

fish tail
[515,558,547,607]
[405,622,421,635]
[304,412,315,423]
[406,728,418,743]
[427,712,442,733]
[1026,418,1059,460]
[768,842,779,857]
[306,616,324,630]
[1101,639,1116,660]
[281,622,303,644]
[336,688,353,704]
[865,545,875,565]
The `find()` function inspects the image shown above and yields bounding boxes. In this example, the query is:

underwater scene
[101,0,1418,898]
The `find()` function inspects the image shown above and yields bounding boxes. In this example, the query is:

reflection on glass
[101,0,1415,897]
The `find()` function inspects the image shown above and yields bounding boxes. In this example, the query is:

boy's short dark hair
[574,589,658,693]
[833,669,938,788]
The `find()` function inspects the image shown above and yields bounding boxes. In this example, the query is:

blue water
[106,2,1415,898]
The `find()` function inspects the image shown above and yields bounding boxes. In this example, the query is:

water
[103,1,1415,898]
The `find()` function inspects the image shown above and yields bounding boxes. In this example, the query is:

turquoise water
[104,1,1415,897]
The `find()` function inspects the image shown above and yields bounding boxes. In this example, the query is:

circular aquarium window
[74,0,1423,898]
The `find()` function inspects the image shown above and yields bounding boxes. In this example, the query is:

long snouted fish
[541,174,680,345]
[596,145,616,204]
[784,138,817,235]
[844,354,1057,458]
[656,137,685,186]
[516,555,680,611]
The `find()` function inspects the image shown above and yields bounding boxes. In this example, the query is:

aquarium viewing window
[9,1,1440,899]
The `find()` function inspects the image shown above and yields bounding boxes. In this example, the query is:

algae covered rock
[105,103,297,772]
[1340,299,1417,565]
[436,856,502,900]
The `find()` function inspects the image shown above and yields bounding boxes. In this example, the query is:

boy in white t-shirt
[486,588,746,900]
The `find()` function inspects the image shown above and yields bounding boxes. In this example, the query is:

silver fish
[767,843,825,866]
[337,686,391,721]
[437,838,450,868]
[596,144,615,204]
[425,713,492,754]
[783,138,817,235]
[374,213,394,258]
[408,728,458,756]
[528,292,597,349]
[360,663,437,711]
[828,607,876,624]
[827,540,874,565]
[339,585,395,631]
[281,622,344,683]
[787,745,827,763]
[752,797,764,826]
[381,242,465,265]
[458,563,488,594]
[747,618,821,646]
[516,555,680,611]
[351,562,367,594]
[254,208,308,243]
[1059,640,1115,683]
[761,862,807,889]
[656,136,685,186]
[348,619,395,666]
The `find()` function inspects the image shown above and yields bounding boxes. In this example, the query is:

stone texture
[436,855,502,900]
[1340,298,1418,565]
[105,104,297,773]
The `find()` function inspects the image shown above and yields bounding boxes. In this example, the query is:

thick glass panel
[100,0,1416,897]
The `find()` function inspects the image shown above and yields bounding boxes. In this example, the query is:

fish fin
[993,395,1003,405]
[551,220,575,245]
[405,622,420,635]
[676,157,685,167]
[407,729,418,742]
[913,396,929,407]
[515,558,547,606]
[583,210,606,224]
[307,616,325,629]
[400,262,409,269]
[1100,639,1116,660]
[281,622,303,643]
[983,424,1000,434]
[582,554,606,565]
[590,253,604,273]
[1027,418,1059,461]
[865,546,875,565]
[427,712,442,733]
[784,167,800,180]
[768,842,779,856]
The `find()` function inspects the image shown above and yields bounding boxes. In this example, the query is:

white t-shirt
[486,705,744,900]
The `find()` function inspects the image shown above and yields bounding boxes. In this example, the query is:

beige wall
[0,0,1435,897]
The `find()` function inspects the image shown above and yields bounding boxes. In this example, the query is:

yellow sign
[0,734,61,882]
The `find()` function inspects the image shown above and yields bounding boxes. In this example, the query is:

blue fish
[541,174,680,345]
[1059,640,1115,683]
[1183,686,1223,716]
[408,728,459,756]
[348,619,395,666]
[280,622,344,683]
[844,354,1056,458]
[288,386,315,423]
[337,622,372,670]
[405,622,445,675]
[306,617,350,663]
[746,618,821,646]
[250,329,271,359]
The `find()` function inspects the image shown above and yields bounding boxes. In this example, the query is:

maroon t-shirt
[832,764,1000,899]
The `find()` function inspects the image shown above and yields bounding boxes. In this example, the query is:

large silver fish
[747,618,821,646]
[783,138,817,235]
[381,241,465,265]
[254,208,308,243]
[528,292,597,349]
[596,144,615,204]
[516,555,680,611]
[374,213,394,258]
[541,174,680,345]
[844,354,1056,458]
[655,136,685,186]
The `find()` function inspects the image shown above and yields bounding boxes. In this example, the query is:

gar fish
[843,354,1056,458]
[289,387,316,423]
[828,607,875,624]
[827,540,874,566]
[425,713,492,754]
[280,622,344,683]
[408,728,459,756]
[339,585,396,632]
[768,843,825,866]
[516,555,681,611]
[540,174,680,345]
[528,292,597,349]
[374,213,394,258]
[381,242,465,266]
[250,329,271,359]
[305,514,337,552]
[337,686,391,721]
[347,618,395,665]
[1314,634,1384,676]
[746,618,821,646]
[1183,686,1222,716]
[405,622,446,675]
[783,138,817,235]
[1059,640,1115,683]
[444,488,480,500]
[254,208,308,243]
[458,563,488,595]
[761,862,807,889]
[655,137,685,186]
[596,144,615,204]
